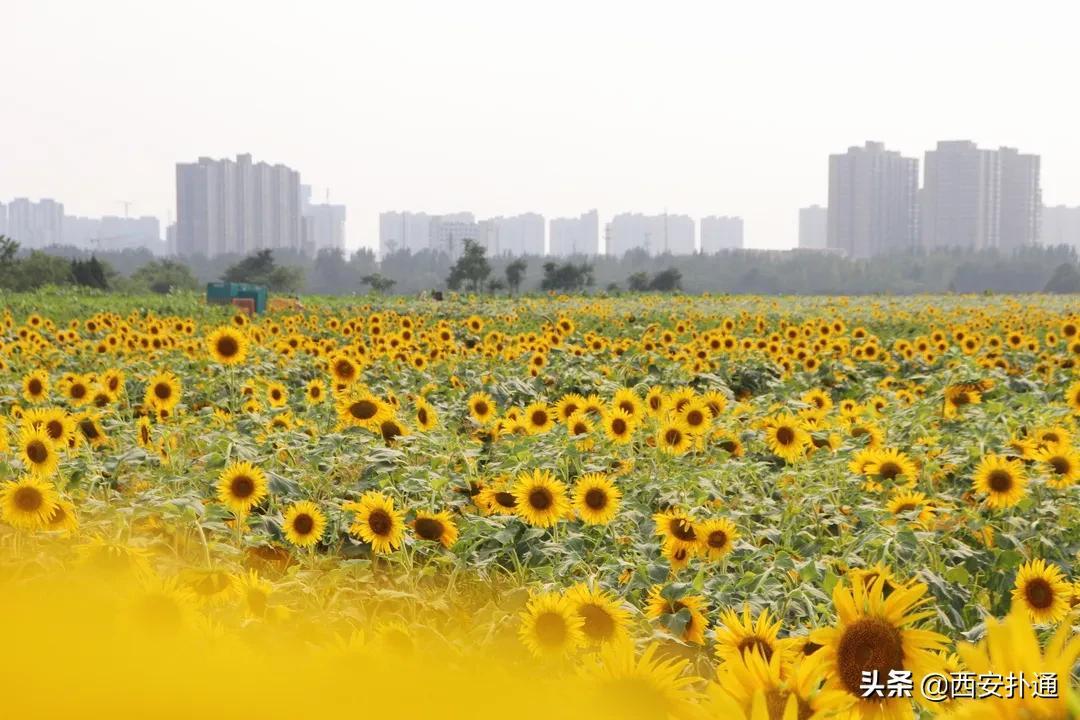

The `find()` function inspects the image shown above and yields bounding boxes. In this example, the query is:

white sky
[3,0,1078,251]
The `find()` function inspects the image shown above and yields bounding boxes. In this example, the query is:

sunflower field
[2,287,1080,719]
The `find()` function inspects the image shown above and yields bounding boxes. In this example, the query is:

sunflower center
[80,419,100,439]
[533,611,568,647]
[719,440,737,453]
[474,401,489,416]
[292,513,315,535]
[893,502,917,513]
[531,410,549,426]
[953,392,970,406]
[71,384,87,399]
[349,400,377,420]
[686,410,704,427]
[708,530,728,548]
[46,420,64,440]
[368,509,391,535]
[878,461,902,479]
[26,439,49,464]
[836,617,905,697]
[579,603,616,640]
[664,429,683,445]
[987,469,1013,492]
[154,383,172,400]
[670,519,696,542]
[776,426,795,445]
[13,486,44,512]
[414,517,443,540]
[618,401,634,415]
[611,418,627,434]
[216,336,239,357]
[1024,578,1055,610]
[738,636,774,661]
[230,476,255,499]
[1049,456,1070,475]
[28,378,43,394]
[584,488,608,510]
[529,488,553,511]
[417,408,429,424]
[380,421,402,441]
[494,491,516,508]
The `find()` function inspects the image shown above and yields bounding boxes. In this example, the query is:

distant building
[0,201,6,237]
[608,212,695,256]
[700,216,743,252]
[827,142,919,258]
[6,198,64,248]
[166,223,177,255]
[920,140,1040,251]
[176,153,302,258]
[379,211,433,255]
[798,205,828,249]
[479,213,545,256]
[301,185,346,254]
[549,210,599,256]
[1042,205,1080,248]
[429,213,478,258]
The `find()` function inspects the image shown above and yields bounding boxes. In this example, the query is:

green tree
[505,258,528,295]
[627,271,650,292]
[1044,263,1080,293]
[131,259,200,294]
[446,239,491,292]
[70,255,110,289]
[648,267,682,292]
[360,273,396,294]
[222,250,304,292]
[541,261,593,292]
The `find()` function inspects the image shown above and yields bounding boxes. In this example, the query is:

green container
[206,282,268,313]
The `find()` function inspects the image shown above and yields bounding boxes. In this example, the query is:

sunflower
[943,384,981,418]
[886,489,935,527]
[345,491,405,554]
[712,431,745,458]
[710,646,852,720]
[206,326,248,364]
[512,469,571,528]
[714,605,794,665]
[21,369,49,403]
[45,498,78,533]
[645,584,709,645]
[697,517,739,561]
[972,454,1027,509]
[144,371,182,411]
[335,387,390,430]
[573,473,621,525]
[414,400,438,431]
[136,416,154,449]
[411,510,458,548]
[951,610,1080,720]
[611,388,644,422]
[554,393,587,423]
[644,387,669,418]
[282,501,326,547]
[864,447,918,483]
[0,475,59,530]
[1065,380,1080,414]
[653,509,698,551]
[377,417,409,444]
[566,583,632,646]
[810,577,947,717]
[1035,445,1080,489]
[579,641,703,720]
[602,407,636,445]
[305,379,326,404]
[476,479,518,516]
[763,413,810,463]
[265,382,289,408]
[18,426,59,477]
[518,591,584,658]
[75,414,108,448]
[328,352,360,385]
[63,374,92,406]
[467,391,496,424]
[523,401,555,434]
[24,407,75,446]
[678,400,713,434]
[1012,558,1071,624]
[664,540,694,572]
[656,419,694,456]
[216,460,269,514]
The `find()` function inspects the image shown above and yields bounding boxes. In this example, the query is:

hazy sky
[4,0,1078,251]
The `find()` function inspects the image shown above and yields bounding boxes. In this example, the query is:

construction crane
[118,200,133,218]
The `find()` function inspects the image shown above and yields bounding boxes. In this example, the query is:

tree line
[4,234,1080,296]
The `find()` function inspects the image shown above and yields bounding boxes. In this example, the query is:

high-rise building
[827,142,919,258]
[549,210,599,256]
[1042,205,1080,248]
[62,214,161,252]
[429,212,478,258]
[6,198,65,248]
[176,153,302,257]
[798,205,828,249]
[920,141,1040,251]
[608,212,695,256]
[379,211,433,255]
[479,213,545,256]
[0,201,6,237]
[700,216,743,252]
[301,186,346,254]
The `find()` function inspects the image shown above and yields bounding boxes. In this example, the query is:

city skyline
[6,1,1080,255]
